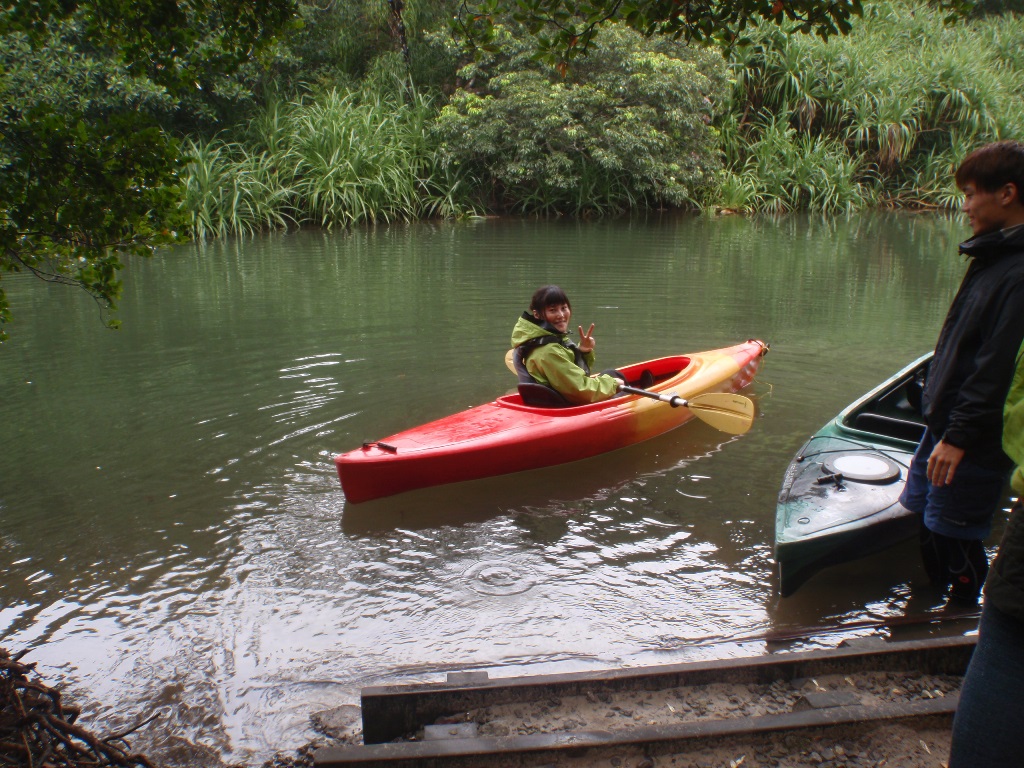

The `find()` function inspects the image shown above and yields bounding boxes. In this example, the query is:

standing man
[900,140,1024,603]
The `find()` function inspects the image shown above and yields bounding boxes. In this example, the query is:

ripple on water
[462,559,539,596]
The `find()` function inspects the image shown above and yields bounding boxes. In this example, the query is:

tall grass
[716,0,1024,213]
[182,79,479,238]
[720,115,869,213]
[183,140,298,239]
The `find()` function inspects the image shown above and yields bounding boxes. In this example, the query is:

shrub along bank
[429,23,729,216]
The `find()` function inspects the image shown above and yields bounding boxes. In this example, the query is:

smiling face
[960,181,1018,237]
[954,142,1024,236]
[534,303,571,333]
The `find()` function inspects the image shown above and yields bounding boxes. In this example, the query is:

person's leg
[600,369,629,399]
[918,526,951,587]
[925,457,1008,543]
[901,432,947,584]
[946,536,990,603]
[900,431,934,515]
[604,369,654,388]
[950,603,1024,767]
[913,447,1008,597]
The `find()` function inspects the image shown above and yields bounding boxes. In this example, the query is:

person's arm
[1005,340,1024,493]
[941,282,1024,461]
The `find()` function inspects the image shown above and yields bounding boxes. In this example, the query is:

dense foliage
[0,0,297,339]
[276,0,457,92]
[180,21,729,225]
[716,0,1024,213]
[159,0,1024,232]
[432,24,729,214]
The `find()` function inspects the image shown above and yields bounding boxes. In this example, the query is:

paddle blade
[686,392,756,435]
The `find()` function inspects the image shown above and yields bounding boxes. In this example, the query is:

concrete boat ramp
[313,632,976,767]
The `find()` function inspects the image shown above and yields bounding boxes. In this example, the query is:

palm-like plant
[717,0,1024,213]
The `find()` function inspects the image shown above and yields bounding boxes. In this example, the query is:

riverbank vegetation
[181,0,1024,235]
[1,647,157,768]
[719,0,1024,213]
[431,24,729,216]
[184,23,732,231]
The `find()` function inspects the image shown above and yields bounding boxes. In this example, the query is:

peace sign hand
[578,323,596,354]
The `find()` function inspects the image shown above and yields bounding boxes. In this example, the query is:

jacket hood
[511,312,565,347]
[960,223,1024,259]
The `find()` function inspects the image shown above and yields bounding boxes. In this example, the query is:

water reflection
[0,211,976,765]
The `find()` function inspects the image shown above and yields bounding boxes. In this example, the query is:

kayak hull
[774,354,931,597]
[337,340,768,503]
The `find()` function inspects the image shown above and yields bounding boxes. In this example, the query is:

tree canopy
[0,0,297,340]
[454,0,972,61]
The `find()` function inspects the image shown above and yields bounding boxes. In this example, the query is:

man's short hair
[955,140,1024,194]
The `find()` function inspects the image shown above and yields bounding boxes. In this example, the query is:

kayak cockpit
[836,354,930,447]
[497,355,694,414]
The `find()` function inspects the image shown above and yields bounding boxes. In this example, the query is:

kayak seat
[517,382,573,408]
[852,412,926,443]
[511,346,573,408]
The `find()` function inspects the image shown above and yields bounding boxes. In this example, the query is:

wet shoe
[948,575,983,606]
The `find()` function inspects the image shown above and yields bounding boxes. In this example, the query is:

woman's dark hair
[955,140,1024,193]
[530,285,571,313]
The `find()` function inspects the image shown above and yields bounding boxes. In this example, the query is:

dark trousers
[950,602,1024,767]
[901,429,1009,599]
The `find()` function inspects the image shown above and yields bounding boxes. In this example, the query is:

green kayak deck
[775,354,931,597]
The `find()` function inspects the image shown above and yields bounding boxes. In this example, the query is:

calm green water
[0,212,981,764]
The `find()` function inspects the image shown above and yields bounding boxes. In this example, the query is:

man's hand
[927,440,965,487]
[578,323,596,354]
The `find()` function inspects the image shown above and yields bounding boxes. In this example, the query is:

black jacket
[921,225,1024,469]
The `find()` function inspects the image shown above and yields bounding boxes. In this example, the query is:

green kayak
[774,354,931,597]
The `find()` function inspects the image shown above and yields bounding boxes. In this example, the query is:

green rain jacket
[983,338,1024,621]
[510,313,620,405]
[1004,338,1024,494]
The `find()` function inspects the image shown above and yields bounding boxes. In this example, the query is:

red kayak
[336,340,768,503]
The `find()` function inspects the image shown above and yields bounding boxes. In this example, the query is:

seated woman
[510,285,623,406]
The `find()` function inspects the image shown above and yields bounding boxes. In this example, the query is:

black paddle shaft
[619,384,686,407]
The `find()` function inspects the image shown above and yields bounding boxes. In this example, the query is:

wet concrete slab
[313,635,974,767]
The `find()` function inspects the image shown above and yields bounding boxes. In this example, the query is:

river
[0,211,988,765]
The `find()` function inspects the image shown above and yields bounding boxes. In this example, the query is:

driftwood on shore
[1,647,157,768]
